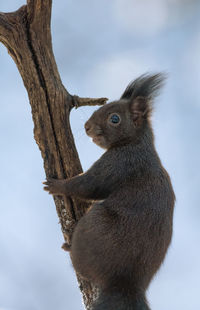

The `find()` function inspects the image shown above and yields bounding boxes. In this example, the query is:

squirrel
[43,73,175,310]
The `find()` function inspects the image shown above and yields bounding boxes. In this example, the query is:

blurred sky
[0,0,200,309]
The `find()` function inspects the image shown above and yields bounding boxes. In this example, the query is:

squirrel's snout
[85,121,103,137]
[84,121,91,134]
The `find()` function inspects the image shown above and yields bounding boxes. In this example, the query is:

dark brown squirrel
[44,73,175,310]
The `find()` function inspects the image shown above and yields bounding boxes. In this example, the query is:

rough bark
[0,1,107,308]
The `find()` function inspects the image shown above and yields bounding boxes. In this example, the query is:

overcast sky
[0,0,200,309]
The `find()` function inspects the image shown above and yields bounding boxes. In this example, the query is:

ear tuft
[121,73,166,101]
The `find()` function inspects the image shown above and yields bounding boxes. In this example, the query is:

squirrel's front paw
[43,178,67,195]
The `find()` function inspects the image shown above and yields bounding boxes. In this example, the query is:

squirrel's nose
[84,121,91,134]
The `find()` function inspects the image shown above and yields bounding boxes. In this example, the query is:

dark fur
[44,73,175,310]
[120,73,166,101]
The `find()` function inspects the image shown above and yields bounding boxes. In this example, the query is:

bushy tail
[92,291,150,310]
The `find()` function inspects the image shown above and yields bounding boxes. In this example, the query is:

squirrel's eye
[109,114,121,125]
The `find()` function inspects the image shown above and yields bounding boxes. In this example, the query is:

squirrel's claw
[62,242,71,252]
[43,186,50,192]
[43,178,54,185]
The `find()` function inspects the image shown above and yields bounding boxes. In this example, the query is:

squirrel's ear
[122,73,166,126]
[129,96,151,125]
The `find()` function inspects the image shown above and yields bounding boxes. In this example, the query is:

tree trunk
[0,1,107,308]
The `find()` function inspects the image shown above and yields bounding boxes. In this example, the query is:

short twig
[72,95,108,108]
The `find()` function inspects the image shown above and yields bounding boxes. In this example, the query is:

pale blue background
[0,0,200,309]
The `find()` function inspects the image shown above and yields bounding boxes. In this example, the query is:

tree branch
[72,95,108,108]
[0,0,98,308]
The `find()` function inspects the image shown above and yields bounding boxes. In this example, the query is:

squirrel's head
[85,73,166,149]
